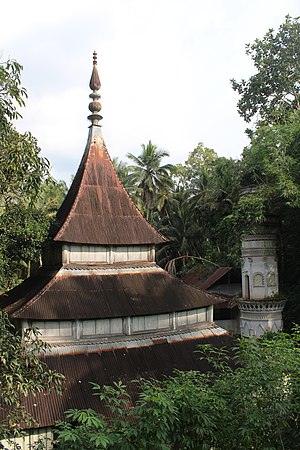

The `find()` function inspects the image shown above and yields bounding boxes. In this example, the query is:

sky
[2,0,300,184]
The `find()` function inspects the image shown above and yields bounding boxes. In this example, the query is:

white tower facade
[238,222,285,337]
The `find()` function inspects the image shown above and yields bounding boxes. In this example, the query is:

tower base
[237,299,285,337]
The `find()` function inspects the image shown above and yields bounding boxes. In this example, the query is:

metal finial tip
[89,52,101,91]
[88,51,102,125]
[93,51,97,65]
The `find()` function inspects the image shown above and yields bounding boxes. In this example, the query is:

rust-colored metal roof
[181,265,208,286]
[183,266,233,290]
[198,267,232,290]
[17,327,235,428]
[1,266,226,320]
[53,127,166,245]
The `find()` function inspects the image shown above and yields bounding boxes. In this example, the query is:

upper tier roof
[53,54,166,246]
[53,128,166,245]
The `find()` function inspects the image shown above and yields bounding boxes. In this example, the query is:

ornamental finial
[93,50,97,65]
[88,51,102,125]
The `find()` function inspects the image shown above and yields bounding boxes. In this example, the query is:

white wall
[62,244,155,265]
[29,307,210,342]
[1,428,53,450]
[241,235,278,300]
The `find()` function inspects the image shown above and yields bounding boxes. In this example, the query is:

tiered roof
[1,52,226,321]
[0,52,233,433]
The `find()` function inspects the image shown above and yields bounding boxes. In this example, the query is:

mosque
[0,53,284,448]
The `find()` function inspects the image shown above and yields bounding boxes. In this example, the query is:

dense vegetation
[55,328,300,449]
[0,311,64,441]
[0,58,67,292]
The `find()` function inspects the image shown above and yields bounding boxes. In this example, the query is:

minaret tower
[237,193,285,337]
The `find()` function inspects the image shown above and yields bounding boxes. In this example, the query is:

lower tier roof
[21,325,234,429]
[1,264,226,320]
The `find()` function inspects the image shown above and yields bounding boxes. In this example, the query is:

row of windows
[29,308,209,341]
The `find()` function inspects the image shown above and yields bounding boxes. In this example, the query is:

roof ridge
[54,127,100,241]
[12,270,61,316]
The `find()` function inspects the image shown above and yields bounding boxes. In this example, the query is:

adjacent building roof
[20,325,234,428]
[2,264,225,320]
[198,267,233,290]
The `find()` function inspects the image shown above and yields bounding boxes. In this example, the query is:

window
[253,272,264,287]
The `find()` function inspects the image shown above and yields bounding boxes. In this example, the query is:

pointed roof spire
[53,53,166,246]
[88,51,102,126]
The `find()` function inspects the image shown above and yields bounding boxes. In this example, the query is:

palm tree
[158,190,203,258]
[111,156,144,211]
[127,140,173,220]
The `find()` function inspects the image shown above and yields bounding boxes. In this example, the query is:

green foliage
[174,143,217,190]
[0,126,50,206]
[0,205,51,292]
[0,58,66,291]
[56,409,112,449]
[0,59,50,206]
[240,110,300,207]
[0,59,27,123]
[228,110,300,277]
[111,157,144,210]
[158,144,242,270]
[127,140,174,220]
[231,15,300,127]
[34,179,68,219]
[54,329,300,449]
[0,311,65,439]
[158,190,203,261]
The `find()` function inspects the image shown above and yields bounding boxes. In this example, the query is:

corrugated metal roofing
[198,267,232,290]
[182,267,233,290]
[53,128,166,245]
[2,266,226,320]
[18,328,235,429]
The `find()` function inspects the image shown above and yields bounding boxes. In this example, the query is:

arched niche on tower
[267,271,276,287]
[253,272,264,287]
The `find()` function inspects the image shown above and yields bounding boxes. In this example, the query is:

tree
[230,18,300,326]
[0,59,60,291]
[174,143,218,191]
[0,205,51,292]
[34,178,68,219]
[55,328,300,449]
[158,189,204,270]
[0,126,50,207]
[160,144,241,270]
[0,311,64,440]
[111,157,144,210]
[231,16,300,128]
[240,110,300,207]
[111,157,130,184]
[0,59,50,207]
[0,59,26,124]
[127,140,174,220]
